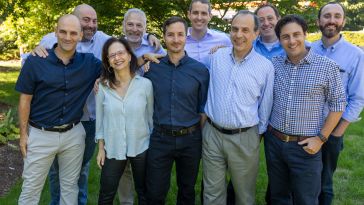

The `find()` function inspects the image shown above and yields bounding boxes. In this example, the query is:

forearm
[200,113,207,128]
[98,139,105,150]
[18,94,32,136]
[320,111,343,137]
[331,118,350,136]
[137,55,146,67]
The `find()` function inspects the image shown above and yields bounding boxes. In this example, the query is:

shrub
[0,109,19,145]
[307,31,364,46]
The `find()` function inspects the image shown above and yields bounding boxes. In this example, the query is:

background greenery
[1,0,364,60]
[0,0,364,204]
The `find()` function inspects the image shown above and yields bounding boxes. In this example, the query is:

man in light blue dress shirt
[185,0,232,66]
[311,2,364,205]
[26,4,161,205]
[202,10,274,205]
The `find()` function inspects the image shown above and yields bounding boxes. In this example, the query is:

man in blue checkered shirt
[265,15,346,205]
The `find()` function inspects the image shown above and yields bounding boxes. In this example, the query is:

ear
[316,19,320,27]
[254,29,259,37]
[187,11,191,20]
[79,31,83,41]
[343,18,346,27]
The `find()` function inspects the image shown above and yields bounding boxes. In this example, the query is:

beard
[82,26,97,41]
[319,23,343,38]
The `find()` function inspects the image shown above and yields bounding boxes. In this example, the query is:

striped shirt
[204,47,274,134]
[269,49,346,136]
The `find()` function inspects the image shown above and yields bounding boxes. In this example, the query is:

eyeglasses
[108,50,128,60]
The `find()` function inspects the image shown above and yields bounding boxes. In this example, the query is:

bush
[307,31,364,46]
[0,109,19,145]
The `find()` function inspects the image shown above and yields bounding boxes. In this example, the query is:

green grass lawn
[0,62,20,107]
[0,62,363,204]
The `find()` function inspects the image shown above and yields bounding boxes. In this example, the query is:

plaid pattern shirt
[269,49,346,136]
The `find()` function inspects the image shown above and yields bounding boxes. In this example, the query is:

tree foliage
[0,0,363,59]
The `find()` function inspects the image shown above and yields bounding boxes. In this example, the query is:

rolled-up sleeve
[95,83,105,141]
[327,64,347,112]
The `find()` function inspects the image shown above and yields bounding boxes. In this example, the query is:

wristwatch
[318,133,328,143]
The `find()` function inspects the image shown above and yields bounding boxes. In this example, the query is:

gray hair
[231,10,260,32]
[123,8,147,33]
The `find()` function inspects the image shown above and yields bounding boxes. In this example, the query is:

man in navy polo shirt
[16,14,101,205]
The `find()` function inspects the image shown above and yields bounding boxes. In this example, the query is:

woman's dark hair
[100,37,138,89]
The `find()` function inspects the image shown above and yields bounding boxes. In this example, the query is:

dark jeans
[49,120,96,205]
[264,130,322,205]
[319,135,344,205]
[146,128,202,205]
[98,150,147,205]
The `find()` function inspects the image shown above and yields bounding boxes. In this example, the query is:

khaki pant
[18,124,85,205]
[202,122,260,205]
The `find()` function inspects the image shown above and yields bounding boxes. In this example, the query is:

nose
[262,18,269,26]
[328,16,336,24]
[288,36,295,45]
[65,33,71,40]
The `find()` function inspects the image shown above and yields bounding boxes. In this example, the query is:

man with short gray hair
[202,10,274,205]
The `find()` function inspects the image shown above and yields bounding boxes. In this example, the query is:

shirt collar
[319,35,345,52]
[48,46,78,65]
[161,51,190,66]
[229,47,256,63]
[255,36,281,48]
[284,48,314,66]
[187,27,212,39]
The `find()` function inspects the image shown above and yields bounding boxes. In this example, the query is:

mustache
[83,26,96,31]
[324,23,338,28]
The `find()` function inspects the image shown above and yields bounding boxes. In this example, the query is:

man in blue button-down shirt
[311,2,364,205]
[144,16,209,205]
[203,10,274,205]
[16,14,101,205]
[266,15,346,205]
[253,3,285,61]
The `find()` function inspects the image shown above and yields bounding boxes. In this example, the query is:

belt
[207,118,251,135]
[268,125,312,142]
[29,121,80,133]
[155,124,199,137]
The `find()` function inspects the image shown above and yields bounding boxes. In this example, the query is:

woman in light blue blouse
[95,37,153,205]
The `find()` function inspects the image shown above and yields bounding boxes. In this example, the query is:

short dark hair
[254,3,280,18]
[318,2,346,19]
[162,16,188,35]
[189,0,211,13]
[101,37,138,89]
[275,14,308,40]
[231,10,260,32]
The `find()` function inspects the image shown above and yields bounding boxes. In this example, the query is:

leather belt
[29,121,80,133]
[207,118,251,135]
[155,124,199,137]
[268,125,312,142]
